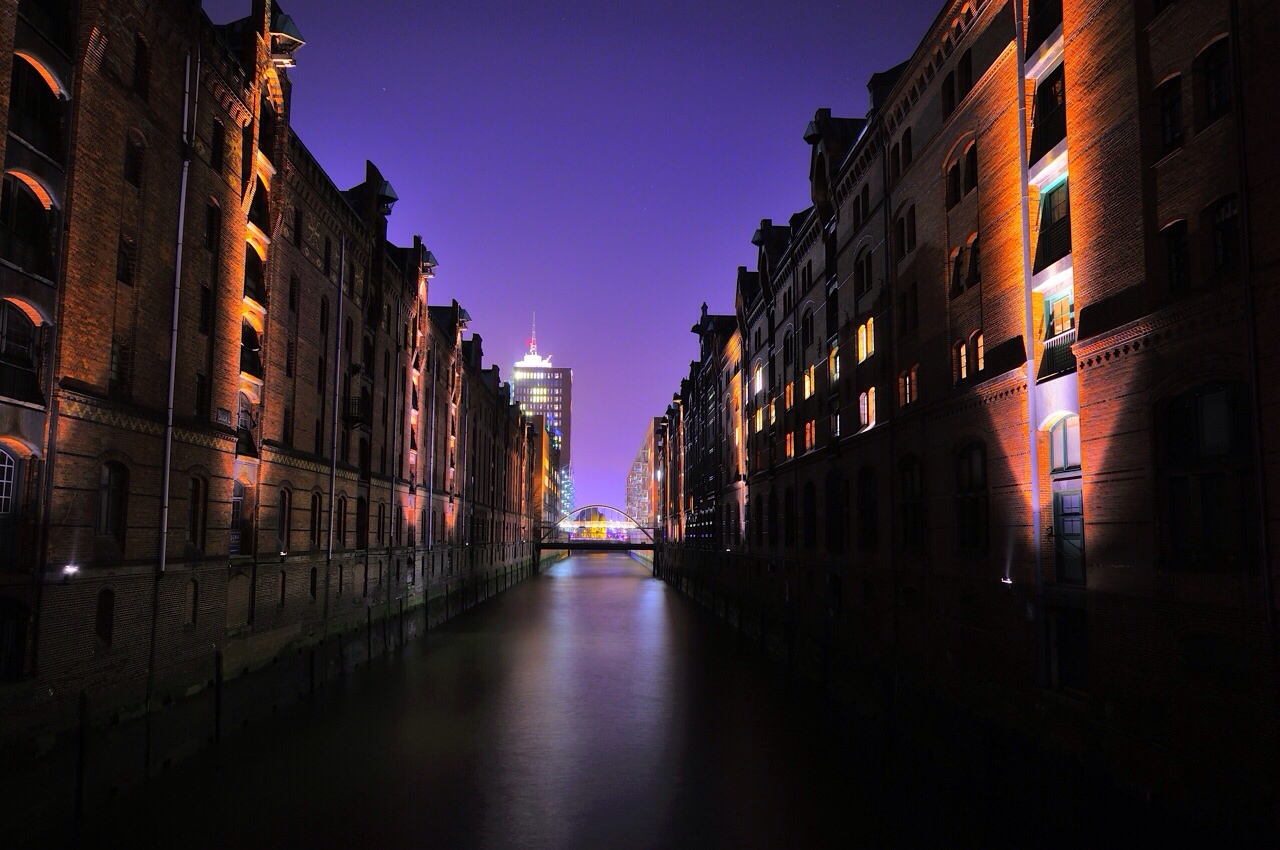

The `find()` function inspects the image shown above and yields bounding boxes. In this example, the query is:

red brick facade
[0,0,540,768]
[657,0,1280,814]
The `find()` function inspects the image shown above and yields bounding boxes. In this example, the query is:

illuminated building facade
[651,0,1280,811]
[0,0,541,798]
[510,327,573,512]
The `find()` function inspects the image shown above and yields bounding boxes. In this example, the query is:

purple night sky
[204,0,941,507]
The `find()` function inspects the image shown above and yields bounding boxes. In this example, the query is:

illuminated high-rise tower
[511,316,573,508]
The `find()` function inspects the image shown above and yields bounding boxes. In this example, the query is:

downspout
[1013,2,1046,685]
[148,44,199,772]
[324,237,345,627]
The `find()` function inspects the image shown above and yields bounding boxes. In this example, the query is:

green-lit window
[1049,415,1081,473]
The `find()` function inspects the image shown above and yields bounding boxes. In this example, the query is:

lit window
[956,341,968,381]
[803,365,815,399]
[859,391,869,426]
[785,432,795,459]
[769,400,776,425]
[1049,415,1082,473]
[754,407,763,432]
[866,317,875,357]
[785,382,794,409]
[867,387,876,426]
[829,346,840,381]
[804,420,816,451]
[1047,292,1074,336]
[753,364,763,394]
[975,333,985,371]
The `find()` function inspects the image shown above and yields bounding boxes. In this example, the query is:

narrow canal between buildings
[77,552,872,848]
[73,552,1218,849]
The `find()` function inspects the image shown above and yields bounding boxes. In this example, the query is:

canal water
[73,552,1229,848]
[80,553,878,848]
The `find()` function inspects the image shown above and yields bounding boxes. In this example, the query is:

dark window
[199,285,212,334]
[957,50,973,99]
[123,138,143,187]
[9,55,66,163]
[0,301,39,403]
[942,71,956,116]
[1034,180,1072,271]
[132,34,149,100]
[1027,0,1064,57]
[1030,63,1067,165]
[319,298,329,337]
[964,144,978,193]
[899,456,924,548]
[324,237,332,275]
[288,275,299,312]
[857,467,878,551]
[901,128,913,167]
[951,249,965,294]
[0,174,56,278]
[278,488,292,554]
[1159,382,1255,570]
[97,462,128,543]
[1157,76,1183,153]
[1200,39,1231,124]
[186,477,205,548]
[194,371,208,418]
[890,143,901,184]
[205,203,221,251]
[955,442,988,554]
[898,282,918,333]
[967,238,981,286]
[285,338,295,377]
[1209,195,1239,273]
[946,162,961,208]
[906,206,917,252]
[310,492,322,548]
[1164,220,1190,291]
[282,406,293,445]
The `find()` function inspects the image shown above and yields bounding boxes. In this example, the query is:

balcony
[1025,0,1063,59]
[1034,215,1072,273]
[1029,103,1066,169]
[0,226,55,281]
[345,393,372,426]
[1038,327,1077,381]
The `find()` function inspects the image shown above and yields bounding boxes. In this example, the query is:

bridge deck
[538,540,655,552]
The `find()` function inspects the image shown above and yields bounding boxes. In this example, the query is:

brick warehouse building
[0,0,544,819]
[652,0,1280,816]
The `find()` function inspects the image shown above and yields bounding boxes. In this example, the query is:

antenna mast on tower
[529,313,537,356]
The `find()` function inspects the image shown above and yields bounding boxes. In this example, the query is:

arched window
[310,492,322,549]
[97,462,128,545]
[0,301,40,403]
[1208,195,1239,273]
[229,479,246,554]
[974,332,985,371]
[0,448,14,516]
[1049,415,1082,473]
[1198,38,1231,125]
[277,488,292,554]
[955,340,969,381]
[955,442,988,554]
[132,34,150,99]
[123,135,144,187]
[95,588,115,647]
[753,363,763,394]
[0,174,56,279]
[240,319,263,378]
[336,495,347,548]
[964,144,978,193]
[902,128,913,167]
[9,56,65,164]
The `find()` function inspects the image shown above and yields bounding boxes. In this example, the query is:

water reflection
[85,553,863,849]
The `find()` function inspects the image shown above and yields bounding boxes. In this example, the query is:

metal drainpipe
[147,45,199,775]
[1013,1,1047,685]
[324,237,345,629]
[1227,0,1276,675]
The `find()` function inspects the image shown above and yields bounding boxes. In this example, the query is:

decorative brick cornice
[1075,288,1244,371]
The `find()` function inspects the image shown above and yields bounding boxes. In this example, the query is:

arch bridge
[534,504,659,554]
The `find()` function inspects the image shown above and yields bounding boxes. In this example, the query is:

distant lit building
[511,319,573,508]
